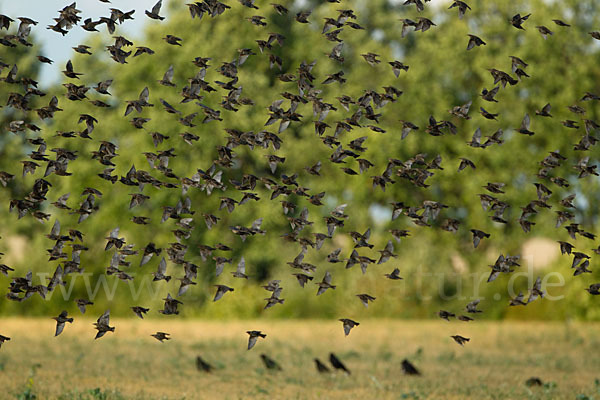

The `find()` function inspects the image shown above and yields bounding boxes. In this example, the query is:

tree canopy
[0,0,599,321]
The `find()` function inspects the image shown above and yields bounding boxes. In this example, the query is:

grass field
[0,318,598,399]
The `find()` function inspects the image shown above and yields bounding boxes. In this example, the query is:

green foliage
[15,364,40,400]
[0,0,599,319]
[56,388,126,400]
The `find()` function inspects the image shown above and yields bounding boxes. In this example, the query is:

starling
[131,306,150,319]
[466,34,486,50]
[314,358,330,373]
[75,298,93,314]
[316,271,336,295]
[339,318,359,336]
[213,285,234,302]
[401,359,420,375]
[329,353,350,374]
[356,293,376,308]
[465,299,482,313]
[525,377,544,387]
[145,0,165,20]
[260,354,282,370]
[451,335,470,346]
[509,292,527,306]
[437,310,456,321]
[93,310,115,339]
[584,283,600,295]
[384,268,403,280]
[247,330,266,350]
[151,332,171,342]
[52,310,73,336]
[0,334,10,349]
[196,356,214,372]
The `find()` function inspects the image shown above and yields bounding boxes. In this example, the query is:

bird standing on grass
[260,354,282,370]
[401,359,420,375]
[314,358,330,373]
[196,356,214,373]
[329,353,350,374]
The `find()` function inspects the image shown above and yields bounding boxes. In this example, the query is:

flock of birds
[195,351,419,376]
[0,0,599,374]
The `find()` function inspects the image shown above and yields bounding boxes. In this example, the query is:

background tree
[0,0,599,320]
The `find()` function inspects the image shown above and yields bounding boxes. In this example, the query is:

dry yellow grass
[0,318,598,399]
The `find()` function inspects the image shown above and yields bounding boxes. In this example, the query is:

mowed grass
[0,318,598,399]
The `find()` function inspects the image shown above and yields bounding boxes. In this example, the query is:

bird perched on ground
[260,354,282,370]
[315,358,330,373]
[196,356,214,372]
[329,353,350,374]
[401,359,420,375]
[525,377,544,387]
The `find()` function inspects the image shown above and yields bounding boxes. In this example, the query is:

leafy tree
[0,0,599,319]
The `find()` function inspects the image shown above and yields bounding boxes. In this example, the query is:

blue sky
[0,0,151,87]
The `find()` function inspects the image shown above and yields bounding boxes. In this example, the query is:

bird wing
[237,257,245,274]
[247,335,257,350]
[158,257,167,274]
[520,113,530,130]
[151,0,162,15]
[162,65,174,82]
[98,310,110,325]
[139,87,149,102]
[324,271,332,284]
[343,322,351,336]
[55,321,65,336]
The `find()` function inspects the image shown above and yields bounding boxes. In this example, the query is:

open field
[0,318,598,399]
